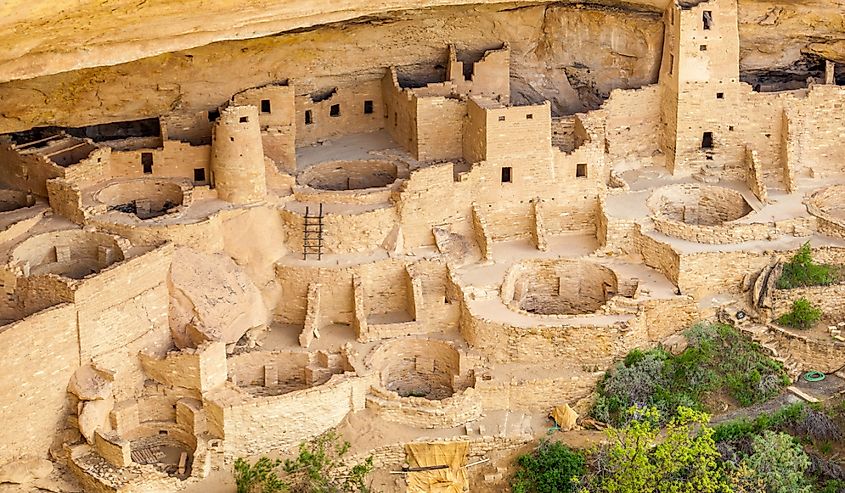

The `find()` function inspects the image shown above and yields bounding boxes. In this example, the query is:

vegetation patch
[235,431,373,493]
[776,297,823,329]
[512,401,845,493]
[511,440,584,493]
[591,323,790,426]
[777,242,839,289]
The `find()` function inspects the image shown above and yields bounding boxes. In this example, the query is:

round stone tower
[210,105,267,203]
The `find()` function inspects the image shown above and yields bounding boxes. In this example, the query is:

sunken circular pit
[365,338,481,428]
[645,184,770,244]
[96,178,186,219]
[648,184,752,226]
[368,338,472,401]
[298,160,398,191]
[807,185,845,239]
[502,259,618,316]
[10,229,126,279]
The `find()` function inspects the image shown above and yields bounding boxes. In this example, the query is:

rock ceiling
[0,0,841,132]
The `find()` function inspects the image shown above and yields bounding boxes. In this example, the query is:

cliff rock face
[0,0,841,132]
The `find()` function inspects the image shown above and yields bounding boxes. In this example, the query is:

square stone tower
[659,0,742,177]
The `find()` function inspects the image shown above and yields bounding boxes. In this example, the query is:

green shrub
[777,242,834,289]
[282,431,373,493]
[592,323,789,425]
[234,456,286,493]
[583,407,732,493]
[776,298,822,329]
[511,440,584,493]
[742,431,812,493]
[233,432,373,493]
[712,402,806,442]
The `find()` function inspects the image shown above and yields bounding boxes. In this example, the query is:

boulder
[78,398,114,445]
[169,247,269,349]
[67,365,113,401]
[0,456,52,484]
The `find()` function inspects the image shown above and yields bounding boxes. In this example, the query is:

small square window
[260,99,271,113]
[305,110,313,125]
[330,104,340,117]
[576,163,587,178]
[526,114,533,120]
[501,166,512,183]
[141,152,153,174]
[498,116,506,122]
[729,125,735,131]
[716,92,724,99]
[700,45,708,51]
[193,168,206,182]
[363,100,374,114]
[239,116,249,123]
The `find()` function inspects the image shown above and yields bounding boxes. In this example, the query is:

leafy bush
[592,323,789,425]
[742,431,812,493]
[282,431,373,493]
[712,403,806,442]
[776,298,822,329]
[777,242,835,289]
[234,432,373,493]
[511,440,584,493]
[582,407,732,493]
[234,456,286,493]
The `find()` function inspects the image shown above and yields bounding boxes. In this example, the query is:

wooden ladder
[303,203,324,260]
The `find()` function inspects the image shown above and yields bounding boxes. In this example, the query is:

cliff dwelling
[0,0,844,491]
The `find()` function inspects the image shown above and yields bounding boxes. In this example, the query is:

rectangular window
[498,116,506,122]
[207,109,220,122]
[702,132,714,149]
[576,163,587,178]
[330,104,341,117]
[141,152,153,174]
[700,45,708,51]
[526,114,533,120]
[716,92,724,99]
[669,54,674,75]
[363,100,374,114]
[305,110,313,125]
[193,168,206,182]
[501,167,512,183]
[703,10,713,30]
[260,99,271,113]
[239,116,249,123]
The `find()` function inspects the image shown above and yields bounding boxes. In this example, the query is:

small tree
[585,407,732,493]
[234,456,286,493]
[742,431,812,493]
[511,439,584,493]
[282,431,373,493]
[776,298,822,329]
[777,242,834,289]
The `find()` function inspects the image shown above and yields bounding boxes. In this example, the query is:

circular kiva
[96,178,184,219]
[503,259,618,316]
[297,160,398,191]
[648,184,752,226]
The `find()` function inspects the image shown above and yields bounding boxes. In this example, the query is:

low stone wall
[205,373,376,458]
[771,283,845,319]
[765,324,845,373]
[652,215,814,245]
[365,386,483,429]
[807,185,845,240]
